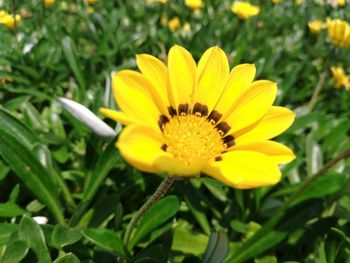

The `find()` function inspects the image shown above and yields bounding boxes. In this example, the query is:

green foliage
[1,0,350,262]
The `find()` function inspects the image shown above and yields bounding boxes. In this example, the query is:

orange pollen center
[162,115,226,165]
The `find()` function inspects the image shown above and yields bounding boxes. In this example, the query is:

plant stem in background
[283,147,350,209]
[308,67,328,112]
[123,177,175,248]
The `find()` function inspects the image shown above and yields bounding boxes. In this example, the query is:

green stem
[281,146,350,210]
[307,67,328,112]
[123,177,175,248]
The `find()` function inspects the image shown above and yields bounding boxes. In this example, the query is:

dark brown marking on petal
[158,115,170,130]
[192,103,208,117]
[168,106,177,117]
[215,122,231,136]
[178,103,190,116]
[207,110,222,125]
[222,135,235,148]
[215,156,222,161]
[161,144,168,151]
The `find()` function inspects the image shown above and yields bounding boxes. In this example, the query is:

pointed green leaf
[19,215,51,263]
[131,196,180,247]
[51,225,83,248]
[0,224,19,245]
[82,228,126,257]
[1,239,29,263]
[53,253,81,263]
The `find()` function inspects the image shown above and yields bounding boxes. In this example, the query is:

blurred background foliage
[1,0,350,262]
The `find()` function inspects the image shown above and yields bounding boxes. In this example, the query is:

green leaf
[172,227,209,256]
[130,195,180,247]
[226,200,323,263]
[18,215,51,263]
[203,231,229,263]
[0,107,39,148]
[51,225,83,248]
[292,173,348,205]
[0,224,19,245]
[181,183,211,235]
[53,253,81,263]
[61,36,86,94]
[1,239,29,263]
[0,203,28,218]
[0,115,65,224]
[133,244,167,263]
[82,228,126,257]
[83,142,121,201]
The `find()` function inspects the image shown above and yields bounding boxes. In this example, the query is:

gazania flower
[308,20,327,34]
[0,11,21,29]
[185,0,204,10]
[330,66,350,89]
[231,2,260,20]
[328,19,350,48]
[100,45,295,189]
[87,0,98,4]
[168,17,181,32]
[43,0,55,6]
[272,0,283,4]
[147,0,169,4]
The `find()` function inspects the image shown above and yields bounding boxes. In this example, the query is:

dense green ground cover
[1,0,350,262]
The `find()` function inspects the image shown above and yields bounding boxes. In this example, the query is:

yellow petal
[154,155,203,176]
[235,106,295,143]
[167,45,196,109]
[203,151,281,189]
[194,46,229,113]
[215,64,256,116]
[136,54,169,114]
[99,107,136,125]
[231,140,295,164]
[117,125,167,173]
[112,70,161,129]
[225,80,277,133]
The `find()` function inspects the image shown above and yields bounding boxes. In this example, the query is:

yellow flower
[331,66,350,89]
[86,7,95,14]
[100,46,295,189]
[338,0,346,6]
[87,0,98,4]
[168,17,181,32]
[295,0,303,5]
[231,2,260,20]
[147,0,169,4]
[308,20,327,34]
[0,12,21,29]
[272,0,283,4]
[43,0,55,6]
[328,19,350,48]
[185,0,204,10]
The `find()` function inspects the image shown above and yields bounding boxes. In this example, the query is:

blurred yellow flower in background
[295,0,303,5]
[308,20,327,34]
[185,0,204,10]
[231,2,260,20]
[331,66,350,89]
[87,0,98,4]
[168,17,181,32]
[0,11,21,29]
[100,45,295,189]
[147,0,169,4]
[328,19,350,48]
[43,0,55,6]
[338,0,346,6]
[272,0,283,4]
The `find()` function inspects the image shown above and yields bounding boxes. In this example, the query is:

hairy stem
[123,177,175,249]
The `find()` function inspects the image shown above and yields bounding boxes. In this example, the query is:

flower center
[159,103,234,165]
